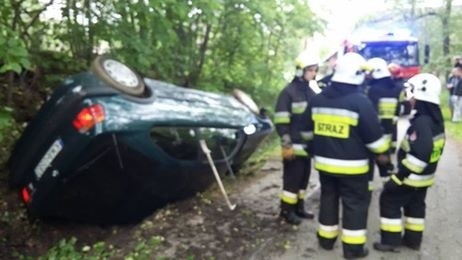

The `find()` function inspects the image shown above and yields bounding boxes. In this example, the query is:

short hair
[454,56,462,67]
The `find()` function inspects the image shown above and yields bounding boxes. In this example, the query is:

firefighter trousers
[281,156,311,205]
[317,172,370,256]
[379,184,427,248]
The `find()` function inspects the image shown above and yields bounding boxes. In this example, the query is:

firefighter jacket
[306,82,390,174]
[391,101,445,188]
[366,77,402,136]
[274,77,318,157]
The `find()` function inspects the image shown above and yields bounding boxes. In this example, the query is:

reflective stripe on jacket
[366,77,402,135]
[307,83,388,175]
[274,77,318,156]
[396,114,445,187]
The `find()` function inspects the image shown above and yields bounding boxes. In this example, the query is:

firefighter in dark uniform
[274,51,321,225]
[366,58,402,185]
[389,62,413,122]
[374,73,445,252]
[305,53,390,259]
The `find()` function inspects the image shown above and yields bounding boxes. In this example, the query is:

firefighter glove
[281,146,295,160]
[281,134,292,148]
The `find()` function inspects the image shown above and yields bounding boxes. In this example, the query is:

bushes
[0,107,24,171]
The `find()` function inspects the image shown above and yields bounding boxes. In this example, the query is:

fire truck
[341,31,430,80]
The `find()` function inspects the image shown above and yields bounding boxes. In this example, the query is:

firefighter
[373,73,445,252]
[366,58,402,184]
[389,63,413,119]
[306,52,390,259]
[274,51,321,225]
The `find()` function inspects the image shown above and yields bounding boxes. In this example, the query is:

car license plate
[34,139,63,179]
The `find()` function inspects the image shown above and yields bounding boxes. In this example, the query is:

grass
[440,90,462,141]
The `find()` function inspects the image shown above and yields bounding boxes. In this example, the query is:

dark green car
[8,56,273,224]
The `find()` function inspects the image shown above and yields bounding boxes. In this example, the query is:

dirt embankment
[0,155,312,259]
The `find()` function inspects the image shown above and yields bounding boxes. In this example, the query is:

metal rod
[219,145,236,179]
[199,140,236,210]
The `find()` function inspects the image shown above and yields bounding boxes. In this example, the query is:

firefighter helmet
[404,73,441,104]
[368,57,391,79]
[295,51,320,69]
[331,52,371,85]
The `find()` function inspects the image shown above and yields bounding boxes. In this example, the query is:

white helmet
[295,51,320,69]
[367,57,391,79]
[331,52,370,85]
[404,73,441,104]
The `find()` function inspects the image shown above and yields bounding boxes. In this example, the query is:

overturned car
[8,56,273,224]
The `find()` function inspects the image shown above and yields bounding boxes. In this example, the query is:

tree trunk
[188,23,212,87]
[85,0,93,65]
[442,0,452,65]
[6,72,15,107]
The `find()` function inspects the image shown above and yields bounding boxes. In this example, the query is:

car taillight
[21,187,31,204]
[72,104,105,133]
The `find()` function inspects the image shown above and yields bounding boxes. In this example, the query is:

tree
[1,0,323,114]
[0,0,54,105]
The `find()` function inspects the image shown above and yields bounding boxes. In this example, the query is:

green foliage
[37,237,114,260]
[440,89,462,140]
[1,1,324,113]
[236,133,279,176]
[0,107,19,168]
[38,237,81,259]
[445,120,462,140]
[123,236,165,260]
[197,0,324,108]
[0,28,31,73]
[30,235,170,260]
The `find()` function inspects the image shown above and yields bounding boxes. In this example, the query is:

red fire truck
[341,32,429,80]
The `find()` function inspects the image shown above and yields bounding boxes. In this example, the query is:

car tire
[91,55,145,96]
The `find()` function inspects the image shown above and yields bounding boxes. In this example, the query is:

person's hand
[375,154,390,166]
[383,175,402,190]
[281,146,295,160]
[281,134,292,147]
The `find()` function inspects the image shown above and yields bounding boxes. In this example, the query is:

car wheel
[91,55,145,96]
[232,89,260,115]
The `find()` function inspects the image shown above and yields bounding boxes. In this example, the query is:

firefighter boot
[373,242,400,252]
[402,239,421,250]
[280,202,302,225]
[343,247,369,259]
[296,199,314,219]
